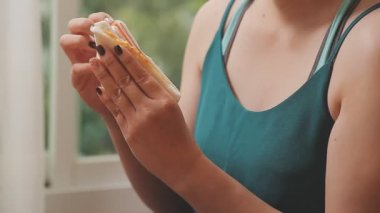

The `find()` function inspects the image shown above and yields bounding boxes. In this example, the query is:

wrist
[169,155,251,212]
[170,153,211,195]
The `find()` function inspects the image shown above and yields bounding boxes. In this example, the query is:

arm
[103,116,193,212]
[324,11,380,212]
[325,56,380,212]
[103,0,230,211]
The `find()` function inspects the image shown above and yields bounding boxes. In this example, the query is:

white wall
[0,0,45,212]
[0,0,6,208]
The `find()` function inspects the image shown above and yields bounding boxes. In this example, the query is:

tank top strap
[217,0,237,34]
[328,2,380,64]
[312,0,360,75]
[219,0,359,76]
[221,0,253,62]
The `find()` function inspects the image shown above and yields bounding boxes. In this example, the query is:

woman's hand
[60,12,114,118]
[89,44,204,186]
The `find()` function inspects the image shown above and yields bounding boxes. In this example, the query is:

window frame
[48,0,130,190]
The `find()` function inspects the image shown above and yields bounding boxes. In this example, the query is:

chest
[223,16,342,116]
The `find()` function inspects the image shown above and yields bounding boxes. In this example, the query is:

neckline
[216,30,333,114]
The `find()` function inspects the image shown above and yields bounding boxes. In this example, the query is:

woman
[60,0,380,212]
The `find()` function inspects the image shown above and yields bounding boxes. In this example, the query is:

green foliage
[79,102,115,155]
[78,0,206,156]
[80,0,204,85]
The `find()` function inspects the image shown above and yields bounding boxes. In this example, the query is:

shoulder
[341,1,380,79]
[344,0,380,59]
[191,0,231,45]
[329,0,380,118]
[186,0,232,69]
[335,0,380,66]
[192,0,231,34]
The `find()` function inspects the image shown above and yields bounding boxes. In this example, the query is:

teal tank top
[194,0,380,212]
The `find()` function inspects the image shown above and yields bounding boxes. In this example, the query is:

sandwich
[90,18,181,102]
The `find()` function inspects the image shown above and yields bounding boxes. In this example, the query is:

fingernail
[96,87,103,95]
[96,45,106,56]
[89,41,97,49]
[114,45,123,56]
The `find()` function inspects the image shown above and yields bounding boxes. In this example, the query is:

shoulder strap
[221,0,252,62]
[218,0,236,35]
[311,0,359,76]
[328,2,380,63]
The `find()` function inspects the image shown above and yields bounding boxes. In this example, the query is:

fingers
[90,58,135,117]
[60,34,95,51]
[62,12,112,64]
[71,63,93,91]
[97,45,147,105]
[115,45,163,99]
[67,13,112,36]
[68,18,94,35]
[60,34,96,64]
[90,58,121,101]
[96,86,129,124]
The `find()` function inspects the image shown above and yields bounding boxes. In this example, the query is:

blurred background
[0,0,204,212]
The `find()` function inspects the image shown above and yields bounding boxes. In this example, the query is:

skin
[60,0,380,212]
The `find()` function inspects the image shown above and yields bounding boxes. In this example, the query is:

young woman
[60,0,380,212]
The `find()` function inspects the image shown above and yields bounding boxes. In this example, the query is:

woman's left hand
[89,44,204,187]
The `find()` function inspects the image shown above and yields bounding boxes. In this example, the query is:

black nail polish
[114,45,123,56]
[96,45,106,56]
[96,87,103,95]
[89,41,97,49]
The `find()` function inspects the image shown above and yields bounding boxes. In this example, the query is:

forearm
[169,155,281,213]
[103,116,193,212]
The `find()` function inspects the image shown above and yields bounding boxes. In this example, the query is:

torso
[191,0,380,211]
[225,1,341,117]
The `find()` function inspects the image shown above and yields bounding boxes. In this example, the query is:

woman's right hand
[60,12,113,118]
